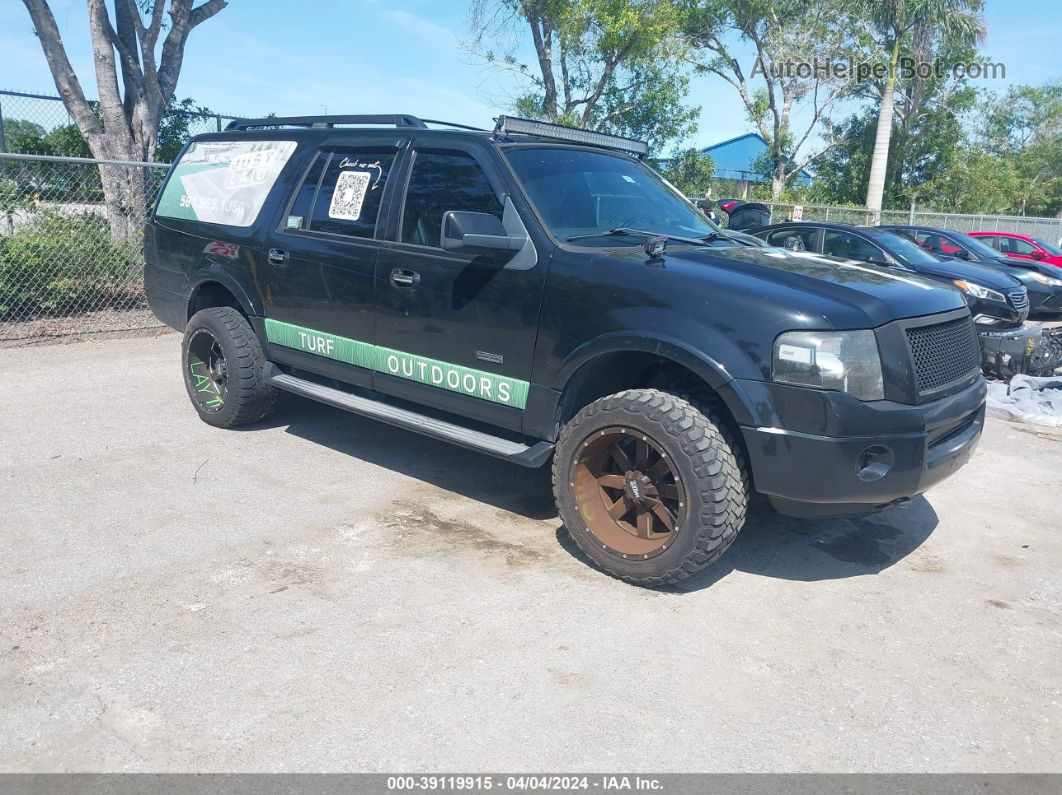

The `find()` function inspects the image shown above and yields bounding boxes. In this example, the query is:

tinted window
[951,232,1002,259]
[402,151,502,247]
[977,235,1001,250]
[766,227,817,252]
[303,149,395,238]
[1000,236,1038,256]
[862,229,940,266]
[283,153,327,230]
[823,230,886,262]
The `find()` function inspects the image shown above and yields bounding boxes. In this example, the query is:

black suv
[879,225,1062,317]
[145,114,986,586]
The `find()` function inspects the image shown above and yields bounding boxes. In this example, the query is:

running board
[266,371,554,468]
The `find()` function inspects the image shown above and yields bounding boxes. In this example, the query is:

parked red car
[968,232,1062,268]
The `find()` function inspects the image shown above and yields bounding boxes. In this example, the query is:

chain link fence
[0,89,238,149]
[762,202,1062,242]
[0,152,169,344]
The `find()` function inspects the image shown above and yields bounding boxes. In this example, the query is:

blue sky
[1,0,1059,152]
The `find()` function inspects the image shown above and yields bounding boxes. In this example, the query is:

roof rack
[224,114,488,132]
[493,115,648,158]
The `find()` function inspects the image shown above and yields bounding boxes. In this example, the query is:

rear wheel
[553,389,747,586]
[181,307,277,428]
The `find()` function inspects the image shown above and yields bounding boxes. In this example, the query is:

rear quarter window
[156,139,297,227]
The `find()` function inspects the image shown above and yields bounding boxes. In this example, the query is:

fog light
[857,445,893,482]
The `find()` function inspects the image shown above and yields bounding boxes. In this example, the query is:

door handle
[268,248,289,266]
[390,268,420,288]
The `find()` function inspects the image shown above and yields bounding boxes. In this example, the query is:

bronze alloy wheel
[186,328,228,413]
[571,426,687,559]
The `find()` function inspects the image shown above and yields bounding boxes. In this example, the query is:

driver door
[373,140,548,430]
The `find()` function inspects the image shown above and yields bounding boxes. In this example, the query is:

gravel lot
[1,333,1060,772]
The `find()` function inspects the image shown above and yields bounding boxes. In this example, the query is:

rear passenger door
[373,141,548,431]
[260,142,403,386]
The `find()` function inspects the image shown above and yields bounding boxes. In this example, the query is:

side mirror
[441,211,525,253]
[956,248,972,260]
[866,252,891,266]
[1031,249,1047,260]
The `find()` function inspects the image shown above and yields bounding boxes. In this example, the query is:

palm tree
[861,0,984,217]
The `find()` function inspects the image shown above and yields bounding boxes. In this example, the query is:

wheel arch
[552,333,755,434]
[187,270,261,322]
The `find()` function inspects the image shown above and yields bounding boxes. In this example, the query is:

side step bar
[266,370,554,468]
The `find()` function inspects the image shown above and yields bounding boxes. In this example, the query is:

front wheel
[181,307,278,428]
[552,389,748,586]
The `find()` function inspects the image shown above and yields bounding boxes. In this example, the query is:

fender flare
[550,331,759,429]
[187,267,263,319]
[553,331,736,393]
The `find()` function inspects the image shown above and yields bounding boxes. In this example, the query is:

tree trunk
[865,37,901,219]
[771,159,786,199]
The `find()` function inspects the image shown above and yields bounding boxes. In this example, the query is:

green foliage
[659,148,715,195]
[472,0,698,155]
[0,210,141,317]
[156,96,217,162]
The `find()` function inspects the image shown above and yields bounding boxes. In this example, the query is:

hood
[659,245,967,329]
[910,255,1022,289]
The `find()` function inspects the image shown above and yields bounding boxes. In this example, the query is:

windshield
[861,229,942,267]
[1033,238,1062,256]
[503,147,721,242]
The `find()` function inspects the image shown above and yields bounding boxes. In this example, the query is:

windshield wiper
[565,227,707,246]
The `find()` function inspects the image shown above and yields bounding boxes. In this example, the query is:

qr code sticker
[328,171,371,221]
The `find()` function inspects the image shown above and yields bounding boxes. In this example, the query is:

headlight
[1028,272,1062,287]
[952,279,1005,302]
[772,330,884,400]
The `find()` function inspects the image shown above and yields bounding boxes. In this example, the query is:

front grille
[1009,288,1029,313]
[906,316,981,393]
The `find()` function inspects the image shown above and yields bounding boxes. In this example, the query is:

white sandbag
[986,374,1062,427]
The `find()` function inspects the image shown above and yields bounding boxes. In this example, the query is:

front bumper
[736,377,986,518]
[977,322,1043,379]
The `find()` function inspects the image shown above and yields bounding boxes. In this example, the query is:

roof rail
[225,114,429,131]
[224,114,488,132]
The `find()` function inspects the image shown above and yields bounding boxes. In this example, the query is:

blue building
[700,133,812,196]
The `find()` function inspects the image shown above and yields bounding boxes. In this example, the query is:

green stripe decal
[264,318,529,409]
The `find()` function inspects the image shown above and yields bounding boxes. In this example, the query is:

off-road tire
[553,388,748,586]
[181,307,278,428]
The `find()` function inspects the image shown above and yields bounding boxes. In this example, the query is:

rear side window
[1000,236,1038,256]
[284,149,396,239]
[157,140,296,227]
[401,151,501,247]
[766,227,816,252]
[823,230,885,262]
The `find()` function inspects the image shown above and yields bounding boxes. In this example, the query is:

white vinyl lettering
[386,354,400,374]
[463,373,477,393]
[401,358,415,377]
[446,370,461,389]
[416,361,429,381]
[480,377,493,399]
[431,365,444,384]
[498,382,511,404]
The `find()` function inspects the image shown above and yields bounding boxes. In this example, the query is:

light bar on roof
[494,115,648,158]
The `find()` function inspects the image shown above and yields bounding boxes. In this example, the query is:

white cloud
[377,8,455,48]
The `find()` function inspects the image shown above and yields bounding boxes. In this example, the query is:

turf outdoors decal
[264,318,529,409]
[157,140,297,227]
